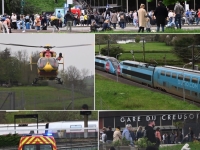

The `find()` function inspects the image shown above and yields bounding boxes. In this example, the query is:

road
[5,24,200,33]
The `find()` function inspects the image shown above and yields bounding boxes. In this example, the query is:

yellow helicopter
[0,43,91,84]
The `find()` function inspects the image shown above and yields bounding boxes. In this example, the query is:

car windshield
[23,144,53,150]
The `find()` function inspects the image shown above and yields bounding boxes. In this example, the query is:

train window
[70,125,82,131]
[178,75,183,80]
[192,78,198,83]
[88,124,96,131]
[184,76,190,82]
[96,57,106,61]
[161,71,165,76]
[172,73,177,78]
[123,62,138,67]
[166,72,171,77]
[192,91,198,97]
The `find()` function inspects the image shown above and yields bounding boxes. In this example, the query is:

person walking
[106,126,114,144]
[155,127,161,149]
[145,120,157,149]
[113,126,122,143]
[154,1,168,32]
[122,124,134,146]
[137,4,147,32]
[174,1,184,29]
[110,10,118,29]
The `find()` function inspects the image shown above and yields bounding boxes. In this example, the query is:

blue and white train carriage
[153,66,200,102]
[119,60,156,87]
[95,55,119,74]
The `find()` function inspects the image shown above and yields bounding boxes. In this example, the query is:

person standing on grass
[154,1,168,32]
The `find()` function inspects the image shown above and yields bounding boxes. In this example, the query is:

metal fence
[0,84,94,110]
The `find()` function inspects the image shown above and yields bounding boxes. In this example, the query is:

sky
[0,34,95,75]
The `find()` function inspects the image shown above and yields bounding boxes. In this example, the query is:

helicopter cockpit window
[48,58,59,68]
[37,58,48,69]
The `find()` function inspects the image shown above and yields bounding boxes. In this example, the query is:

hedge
[0,134,21,147]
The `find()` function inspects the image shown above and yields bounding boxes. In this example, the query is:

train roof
[160,65,200,75]
[120,60,156,67]
[95,55,116,60]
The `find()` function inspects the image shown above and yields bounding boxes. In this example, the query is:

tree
[172,37,194,61]
[100,46,124,58]
[147,0,189,6]
[81,68,89,79]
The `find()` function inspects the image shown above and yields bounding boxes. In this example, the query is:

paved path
[5,24,200,33]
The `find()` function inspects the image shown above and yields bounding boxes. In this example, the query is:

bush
[100,46,124,58]
[0,134,21,147]
[135,35,141,43]
[135,137,155,148]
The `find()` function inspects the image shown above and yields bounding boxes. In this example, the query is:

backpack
[57,13,61,18]
[1,17,5,21]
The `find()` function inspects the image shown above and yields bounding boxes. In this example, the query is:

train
[95,55,200,102]
[95,55,119,74]
[0,120,98,138]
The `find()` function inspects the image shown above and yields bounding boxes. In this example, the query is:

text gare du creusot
[120,113,200,123]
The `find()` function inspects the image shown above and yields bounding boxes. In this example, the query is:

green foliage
[135,137,155,148]
[100,46,124,57]
[172,37,194,61]
[144,0,189,6]
[113,137,130,147]
[135,35,141,43]
[4,0,64,15]
[95,74,200,110]
[160,141,200,150]
[4,111,98,123]
[0,134,21,147]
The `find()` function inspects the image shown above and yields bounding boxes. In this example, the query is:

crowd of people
[100,120,199,150]
[1,1,200,33]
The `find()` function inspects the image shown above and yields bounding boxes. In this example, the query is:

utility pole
[2,0,4,15]
[143,39,145,62]
[107,40,110,56]
[192,45,194,70]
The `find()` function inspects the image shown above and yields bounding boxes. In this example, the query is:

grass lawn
[95,42,173,52]
[160,142,200,150]
[95,74,200,110]
[119,53,179,62]
[96,29,200,33]
[0,86,94,110]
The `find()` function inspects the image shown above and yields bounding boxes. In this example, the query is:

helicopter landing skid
[56,78,63,84]
[32,78,39,85]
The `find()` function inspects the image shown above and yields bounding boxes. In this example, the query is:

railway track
[96,69,200,108]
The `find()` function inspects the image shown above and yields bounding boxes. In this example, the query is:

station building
[85,0,200,12]
[99,111,200,137]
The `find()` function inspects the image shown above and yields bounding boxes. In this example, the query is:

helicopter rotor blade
[55,44,92,48]
[0,43,43,48]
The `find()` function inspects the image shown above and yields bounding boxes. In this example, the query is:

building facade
[99,111,200,137]
[85,0,200,12]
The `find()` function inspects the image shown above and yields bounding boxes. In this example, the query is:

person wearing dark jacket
[145,120,156,148]
[106,126,114,144]
[154,1,168,32]
[65,11,74,32]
